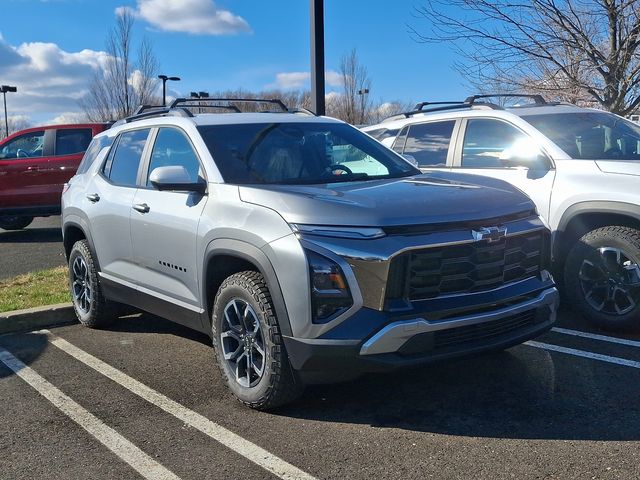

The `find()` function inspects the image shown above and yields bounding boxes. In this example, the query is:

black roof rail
[170,97,290,112]
[171,103,242,113]
[413,101,465,110]
[123,106,194,123]
[465,94,547,106]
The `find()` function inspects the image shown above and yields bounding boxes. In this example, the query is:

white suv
[364,94,640,331]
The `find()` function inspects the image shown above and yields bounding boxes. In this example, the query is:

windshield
[197,122,419,184]
[523,111,640,160]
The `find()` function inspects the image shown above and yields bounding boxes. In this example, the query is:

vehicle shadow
[104,311,212,346]
[0,227,62,244]
[74,311,640,441]
[277,346,640,441]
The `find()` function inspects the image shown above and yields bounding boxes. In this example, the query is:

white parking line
[525,341,640,369]
[0,348,181,480]
[551,327,640,348]
[41,331,317,480]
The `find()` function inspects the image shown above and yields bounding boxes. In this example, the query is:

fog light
[307,251,353,323]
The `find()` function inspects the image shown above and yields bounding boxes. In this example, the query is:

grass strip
[0,266,70,313]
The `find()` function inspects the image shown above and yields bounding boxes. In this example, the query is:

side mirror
[149,166,206,194]
[500,138,550,170]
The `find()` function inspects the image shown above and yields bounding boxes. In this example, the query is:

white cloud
[0,37,108,121]
[273,70,343,90]
[120,0,251,35]
[48,112,89,125]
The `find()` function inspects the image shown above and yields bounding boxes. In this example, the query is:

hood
[596,160,640,177]
[238,172,535,227]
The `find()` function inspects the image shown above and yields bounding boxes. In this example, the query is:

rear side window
[146,128,201,186]
[77,135,114,175]
[403,121,455,167]
[103,129,150,187]
[366,127,400,142]
[55,128,93,156]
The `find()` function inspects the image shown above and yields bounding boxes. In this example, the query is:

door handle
[26,165,41,173]
[133,203,150,214]
[86,193,100,203]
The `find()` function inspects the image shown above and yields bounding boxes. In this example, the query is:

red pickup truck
[0,123,109,230]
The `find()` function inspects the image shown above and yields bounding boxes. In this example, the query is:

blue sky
[0,0,467,124]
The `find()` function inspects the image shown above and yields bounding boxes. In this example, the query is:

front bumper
[283,286,559,383]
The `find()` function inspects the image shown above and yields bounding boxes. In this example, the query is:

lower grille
[433,310,535,349]
[398,309,540,356]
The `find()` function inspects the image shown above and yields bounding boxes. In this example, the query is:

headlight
[307,250,353,323]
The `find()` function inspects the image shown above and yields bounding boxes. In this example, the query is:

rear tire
[564,226,640,331]
[212,271,303,410]
[0,216,33,230]
[68,239,114,328]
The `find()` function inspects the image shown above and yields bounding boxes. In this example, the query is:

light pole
[357,88,369,125]
[1,85,17,138]
[158,75,180,107]
[310,0,325,116]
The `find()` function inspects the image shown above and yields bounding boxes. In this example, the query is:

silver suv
[62,98,558,409]
[364,94,640,331]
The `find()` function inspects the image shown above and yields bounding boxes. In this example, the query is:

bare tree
[333,49,372,124]
[80,9,159,121]
[412,0,640,115]
[1,116,31,140]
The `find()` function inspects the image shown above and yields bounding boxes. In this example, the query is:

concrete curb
[0,302,76,335]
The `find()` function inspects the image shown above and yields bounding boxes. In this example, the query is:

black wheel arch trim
[555,201,640,257]
[62,217,101,272]
[202,239,293,337]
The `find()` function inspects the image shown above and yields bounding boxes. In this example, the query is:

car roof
[363,103,606,131]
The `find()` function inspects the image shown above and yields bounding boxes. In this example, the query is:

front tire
[565,226,640,331]
[212,271,302,410]
[0,216,33,230]
[68,239,114,328]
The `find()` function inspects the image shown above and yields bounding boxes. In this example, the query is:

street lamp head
[190,92,199,98]
[158,75,168,81]
[199,91,209,98]
[1,85,17,93]
[168,76,181,81]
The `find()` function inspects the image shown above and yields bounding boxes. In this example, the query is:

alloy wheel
[219,298,266,388]
[71,256,92,314]
[578,247,640,315]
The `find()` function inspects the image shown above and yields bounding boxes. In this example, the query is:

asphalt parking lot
[0,216,65,280]
[2,308,639,480]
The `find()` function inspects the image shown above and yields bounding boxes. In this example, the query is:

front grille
[387,230,546,302]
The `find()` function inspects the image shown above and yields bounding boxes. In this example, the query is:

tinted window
[365,127,399,141]
[198,122,418,185]
[404,121,455,167]
[461,119,528,168]
[0,131,45,159]
[391,126,409,153]
[77,135,114,175]
[104,129,150,186]
[55,128,93,156]
[147,128,201,186]
[523,112,640,160]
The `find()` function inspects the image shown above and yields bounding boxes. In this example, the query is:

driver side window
[0,131,45,160]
